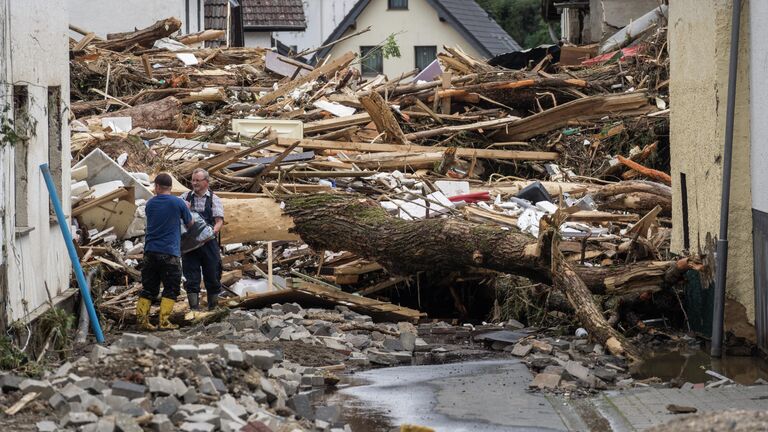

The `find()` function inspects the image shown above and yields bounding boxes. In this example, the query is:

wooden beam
[257,51,356,106]
[493,92,654,141]
[278,137,559,161]
[304,113,371,134]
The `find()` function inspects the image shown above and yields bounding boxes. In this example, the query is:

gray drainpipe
[712,0,743,358]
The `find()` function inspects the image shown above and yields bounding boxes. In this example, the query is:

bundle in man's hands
[181,212,215,253]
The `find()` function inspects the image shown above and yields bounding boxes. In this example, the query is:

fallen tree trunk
[83,97,182,130]
[217,193,686,294]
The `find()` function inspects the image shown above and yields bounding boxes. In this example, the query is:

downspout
[185,0,190,34]
[712,0,743,358]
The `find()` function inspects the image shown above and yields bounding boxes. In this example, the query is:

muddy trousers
[140,252,182,300]
[182,239,222,297]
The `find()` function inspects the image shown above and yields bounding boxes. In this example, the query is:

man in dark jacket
[137,173,194,330]
[182,168,224,310]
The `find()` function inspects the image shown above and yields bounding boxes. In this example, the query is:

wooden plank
[569,211,639,223]
[356,276,409,297]
[257,51,356,106]
[333,259,383,275]
[269,170,376,178]
[304,113,371,134]
[494,92,654,141]
[72,187,130,217]
[277,137,559,161]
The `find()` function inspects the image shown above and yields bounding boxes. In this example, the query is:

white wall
[273,0,357,58]
[589,0,661,43]
[751,0,768,213]
[2,0,72,324]
[327,0,484,78]
[244,32,272,49]
[69,0,202,37]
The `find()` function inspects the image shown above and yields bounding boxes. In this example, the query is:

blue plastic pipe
[40,163,105,344]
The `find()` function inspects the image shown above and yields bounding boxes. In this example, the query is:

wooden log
[553,256,640,360]
[96,17,182,51]
[177,29,226,45]
[617,155,672,185]
[220,198,300,244]
[83,97,182,130]
[593,180,672,214]
[359,91,409,144]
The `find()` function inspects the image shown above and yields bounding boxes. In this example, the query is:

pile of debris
[64,6,691,381]
[1,302,430,431]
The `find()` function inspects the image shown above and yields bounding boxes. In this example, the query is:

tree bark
[96,17,182,51]
[552,256,641,361]
[594,180,672,214]
[83,97,182,130]
[280,193,681,293]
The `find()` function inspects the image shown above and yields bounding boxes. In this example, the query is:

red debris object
[448,191,490,203]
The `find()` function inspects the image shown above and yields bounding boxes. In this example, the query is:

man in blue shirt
[137,173,194,331]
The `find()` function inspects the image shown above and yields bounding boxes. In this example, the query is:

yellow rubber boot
[135,297,156,331]
[158,297,179,330]
[400,426,435,432]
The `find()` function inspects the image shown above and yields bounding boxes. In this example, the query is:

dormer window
[388,0,408,10]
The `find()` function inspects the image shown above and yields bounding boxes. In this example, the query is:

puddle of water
[632,348,768,384]
[322,360,567,432]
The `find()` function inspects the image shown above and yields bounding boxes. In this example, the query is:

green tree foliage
[476,0,558,49]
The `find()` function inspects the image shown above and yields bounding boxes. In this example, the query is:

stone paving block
[94,416,116,432]
[153,395,181,416]
[197,343,220,356]
[76,377,108,394]
[382,338,403,351]
[198,377,219,396]
[510,342,533,357]
[565,361,592,382]
[119,333,146,348]
[187,412,221,428]
[182,387,199,404]
[53,362,74,378]
[61,411,98,427]
[143,334,166,350]
[245,349,277,370]
[149,414,174,432]
[80,394,109,416]
[180,422,215,432]
[192,361,213,378]
[211,377,228,394]
[36,420,57,432]
[530,373,561,390]
[400,332,417,352]
[20,379,54,398]
[531,340,553,354]
[218,394,247,420]
[48,392,68,412]
[287,392,313,419]
[170,344,199,359]
[90,345,112,362]
[223,344,245,366]
[115,413,143,432]
[111,380,146,399]
[260,378,277,402]
[147,377,176,396]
